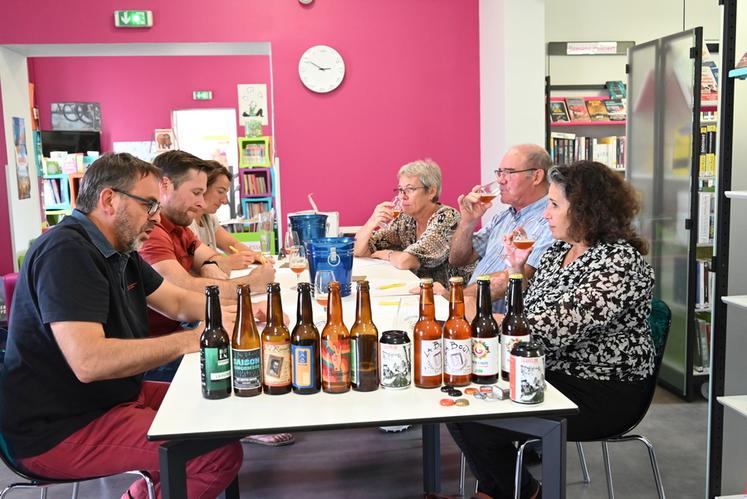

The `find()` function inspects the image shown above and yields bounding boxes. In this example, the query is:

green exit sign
[114,10,153,28]
[192,90,213,101]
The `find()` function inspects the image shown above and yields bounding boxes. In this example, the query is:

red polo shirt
[139,214,202,336]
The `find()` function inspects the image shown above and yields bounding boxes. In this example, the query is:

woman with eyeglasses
[353,158,474,287]
[448,161,656,499]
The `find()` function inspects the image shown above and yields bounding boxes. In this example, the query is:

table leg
[159,438,241,499]
[422,423,441,493]
[482,417,567,499]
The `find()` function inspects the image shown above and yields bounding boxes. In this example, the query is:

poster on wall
[51,102,102,131]
[154,128,176,153]
[12,117,31,200]
[237,84,268,126]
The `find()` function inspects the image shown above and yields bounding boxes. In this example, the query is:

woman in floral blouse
[353,159,474,286]
[448,161,655,499]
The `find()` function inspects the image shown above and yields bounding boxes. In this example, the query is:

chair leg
[601,441,615,499]
[71,481,80,499]
[125,470,155,499]
[40,487,48,499]
[632,435,666,499]
[458,452,466,497]
[514,439,540,499]
[576,442,591,484]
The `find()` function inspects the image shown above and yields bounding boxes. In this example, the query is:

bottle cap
[476,275,491,282]
[449,276,464,284]
[420,278,434,284]
[509,273,524,279]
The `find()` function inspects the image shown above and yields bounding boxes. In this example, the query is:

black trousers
[447,371,651,499]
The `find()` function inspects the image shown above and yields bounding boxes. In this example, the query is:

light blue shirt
[469,195,554,312]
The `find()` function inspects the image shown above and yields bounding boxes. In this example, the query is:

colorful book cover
[605,80,626,100]
[585,99,610,121]
[604,99,626,121]
[565,98,590,121]
[549,101,570,122]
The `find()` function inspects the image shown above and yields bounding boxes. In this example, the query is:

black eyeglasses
[111,188,161,216]
[494,168,539,178]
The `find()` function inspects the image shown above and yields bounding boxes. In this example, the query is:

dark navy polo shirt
[0,210,164,459]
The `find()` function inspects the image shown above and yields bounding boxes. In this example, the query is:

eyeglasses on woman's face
[392,186,426,197]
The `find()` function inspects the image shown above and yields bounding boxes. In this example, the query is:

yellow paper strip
[378,301,401,306]
[377,282,406,290]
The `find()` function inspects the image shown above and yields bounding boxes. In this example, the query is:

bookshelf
[707,1,747,495]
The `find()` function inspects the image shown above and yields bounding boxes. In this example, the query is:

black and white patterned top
[368,205,475,287]
[524,240,655,381]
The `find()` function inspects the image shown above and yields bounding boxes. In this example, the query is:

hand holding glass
[477,181,500,203]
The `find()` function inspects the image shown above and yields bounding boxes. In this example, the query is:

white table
[150,259,578,498]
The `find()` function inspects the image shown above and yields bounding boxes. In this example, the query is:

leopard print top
[523,240,655,381]
[368,205,474,287]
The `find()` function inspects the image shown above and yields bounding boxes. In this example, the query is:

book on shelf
[695,259,715,310]
[605,80,626,100]
[585,99,609,121]
[694,317,711,371]
[549,101,570,123]
[565,98,591,121]
[737,51,747,69]
[549,132,625,169]
[604,99,626,121]
[697,191,715,245]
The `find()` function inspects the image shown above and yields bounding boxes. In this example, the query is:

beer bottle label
[443,338,471,376]
[472,336,499,376]
[350,337,360,385]
[232,347,261,391]
[501,335,530,375]
[380,342,412,389]
[263,342,291,387]
[419,339,443,377]
[201,346,231,392]
[292,344,316,389]
[322,338,351,385]
[510,354,545,404]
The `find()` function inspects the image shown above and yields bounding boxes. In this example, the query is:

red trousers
[20,381,243,499]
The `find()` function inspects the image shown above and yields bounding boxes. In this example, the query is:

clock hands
[306,61,331,71]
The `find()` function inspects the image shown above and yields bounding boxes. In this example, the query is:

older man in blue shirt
[449,144,554,318]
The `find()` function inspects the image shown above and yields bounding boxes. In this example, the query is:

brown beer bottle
[350,280,379,392]
[442,277,472,387]
[321,281,351,393]
[261,282,292,395]
[471,276,500,384]
[414,278,443,388]
[200,285,231,399]
[501,273,530,381]
[291,282,321,394]
[232,284,262,397]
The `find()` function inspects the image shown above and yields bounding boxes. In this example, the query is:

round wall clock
[298,45,345,93]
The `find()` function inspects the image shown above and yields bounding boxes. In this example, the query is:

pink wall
[0,84,13,275]
[0,0,481,255]
[30,56,272,151]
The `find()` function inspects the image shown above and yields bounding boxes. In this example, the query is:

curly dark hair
[548,161,648,255]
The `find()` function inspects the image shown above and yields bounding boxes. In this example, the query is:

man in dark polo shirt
[139,150,275,336]
[0,153,246,498]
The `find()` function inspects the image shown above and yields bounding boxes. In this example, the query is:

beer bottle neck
[297,287,314,324]
[476,280,492,317]
[507,279,524,314]
[355,286,373,324]
[237,288,255,328]
[327,286,344,324]
[267,289,285,326]
[205,291,222,328]
[448,283,465,319]
[419,285,436,320]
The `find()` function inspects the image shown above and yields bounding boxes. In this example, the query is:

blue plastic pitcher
[307,237,355,297]
[289,213,328,248]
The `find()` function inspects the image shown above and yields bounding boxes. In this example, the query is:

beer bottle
[510,335,545,404]
[443,276,472,387]
[200,285,231,399]
[414,278,443,388]
[261,282,292,395]
[321,281,351,393]
[501,273,531,381]
[471,275,500,384]
[291,282,321,394]
[350,280,379,392]
[232,284,262,397]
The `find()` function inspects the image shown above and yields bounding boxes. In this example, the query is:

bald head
[508,144,552,181]
[496,144,551,210]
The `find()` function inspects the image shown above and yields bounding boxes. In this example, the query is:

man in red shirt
[139,150,275,336]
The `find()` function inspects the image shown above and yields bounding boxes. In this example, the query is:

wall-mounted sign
[566,42,618,55]
[114,10,153,28]
[192,90,213,101]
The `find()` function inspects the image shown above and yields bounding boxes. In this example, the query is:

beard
[113,207,154,253]
[161,205,194,226]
